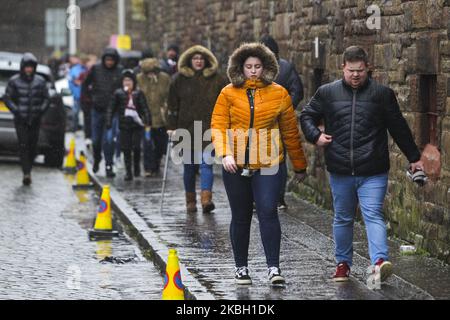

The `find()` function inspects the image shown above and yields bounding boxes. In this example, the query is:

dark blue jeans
[279,160,288,202]
[222,167,282,268]
[91,109,114,166]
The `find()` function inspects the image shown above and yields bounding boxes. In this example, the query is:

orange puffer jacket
[211,78,307,171]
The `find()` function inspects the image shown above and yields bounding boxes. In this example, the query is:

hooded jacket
[82,48,123,112]
[167,45,227,149]
[260,35,304,109]
[137,58,171,128]
[107,70,150,131]
[211,43,307,171]
[300,78,421,176]
[4,53,50,124]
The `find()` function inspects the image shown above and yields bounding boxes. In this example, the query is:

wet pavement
[91,143,450,300]
[0,161,164,300]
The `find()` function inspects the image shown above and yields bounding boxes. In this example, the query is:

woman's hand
[222,155,238,173]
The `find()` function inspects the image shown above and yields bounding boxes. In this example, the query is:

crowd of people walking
[5,36,424,287]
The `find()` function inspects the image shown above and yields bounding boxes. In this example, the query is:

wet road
[96,154,440,300]
[0,162,164,299]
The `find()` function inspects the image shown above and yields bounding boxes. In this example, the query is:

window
[418,75,438,147]
[45,9,67,50]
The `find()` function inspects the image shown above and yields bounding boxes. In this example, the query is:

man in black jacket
[260,35,304,210]
[82,48,123,177]
[5,53,49,185]
[300,46,423,283]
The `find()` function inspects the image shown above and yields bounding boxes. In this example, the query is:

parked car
[0,52,67,167]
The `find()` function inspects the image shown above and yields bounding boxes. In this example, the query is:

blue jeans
[329,172,389,266]
[183,150,214,192]
[91,109,115,166]
[222,167,282,268]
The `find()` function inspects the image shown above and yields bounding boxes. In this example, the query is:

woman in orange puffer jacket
[211,43,307,286]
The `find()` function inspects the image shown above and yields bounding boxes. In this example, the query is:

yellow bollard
[162,249,185,300]
[72,151,94,189]
[88,185,119,240]
[64,137,77,173]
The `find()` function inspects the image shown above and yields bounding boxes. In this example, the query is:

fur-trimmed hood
[227,42,279,87]
[177,45,219,78]
[140,58,161,73]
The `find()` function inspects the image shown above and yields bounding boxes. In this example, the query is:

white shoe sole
[235,278,252,285]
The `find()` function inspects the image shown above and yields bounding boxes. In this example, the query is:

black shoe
[22,174,31,186]
[235,266,252,285]
[268,266,285,285]
[93,161,99,173]
[134,169,140,177]
[105,165,116,178]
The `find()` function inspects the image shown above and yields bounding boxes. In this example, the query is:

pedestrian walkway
[93,151,450,300]
[0,163,164,300]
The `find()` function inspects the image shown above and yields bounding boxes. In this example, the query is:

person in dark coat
[137,58,171,177]
[260,35,305,211]
[167,45,227,213]
[133,48,155,75]
[107,69,151,181]
[78,54,97,145]
[300,46,423,283]
[160,44,179,76]
[82,47,123,177]
[4,53,49,185]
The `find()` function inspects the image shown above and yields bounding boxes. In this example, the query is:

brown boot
[186,192,197,213]
[201,190,215,213]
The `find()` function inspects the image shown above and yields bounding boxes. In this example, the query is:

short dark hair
[343,46,369,65]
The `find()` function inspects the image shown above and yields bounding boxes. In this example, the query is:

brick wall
[79,0,450,263]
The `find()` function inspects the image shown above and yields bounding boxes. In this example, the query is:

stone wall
[79,0,450,263]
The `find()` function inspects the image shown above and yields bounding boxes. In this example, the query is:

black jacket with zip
[106,88,151,131]
[300,78,421,176]
[81,48,123,113]
[4,53,49,125]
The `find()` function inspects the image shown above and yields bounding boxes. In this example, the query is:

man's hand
[222,155,238,173]
[316,133,332,147]
[410,160,424,172]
